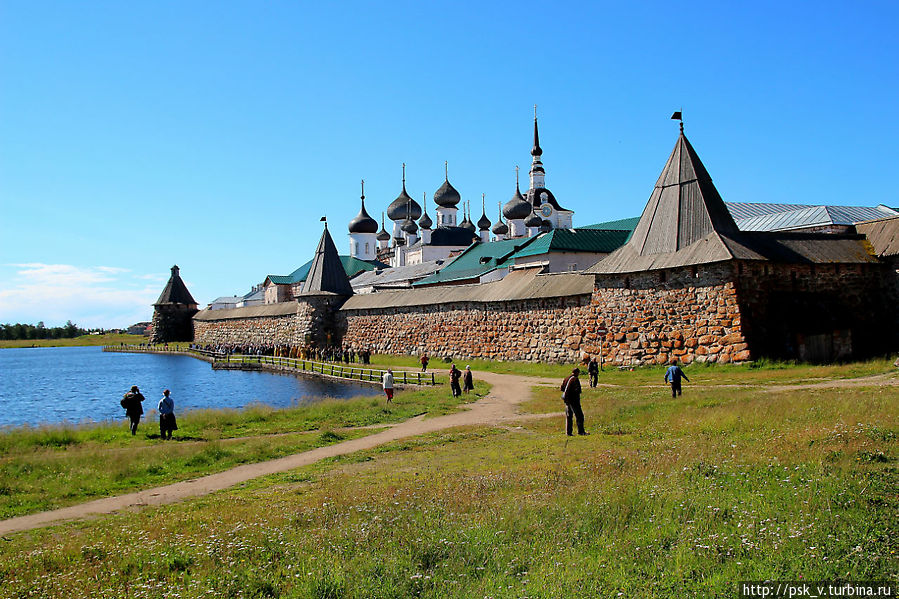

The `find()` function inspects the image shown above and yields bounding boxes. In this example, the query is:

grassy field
[0,360,895,598]
[0,333,147,348]
[0,381,487,519]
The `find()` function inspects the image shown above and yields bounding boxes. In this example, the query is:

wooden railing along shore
[103,345,440,386]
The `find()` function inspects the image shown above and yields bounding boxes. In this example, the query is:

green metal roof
[413,237,537,286]
[509,228,632,260]
[267,256,387,286]
[582,216,640,232]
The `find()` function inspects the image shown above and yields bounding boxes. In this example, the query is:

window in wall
[365,242,370,254]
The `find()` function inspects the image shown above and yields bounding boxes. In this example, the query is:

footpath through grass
[0,381,486,519]
[0,360,896,598]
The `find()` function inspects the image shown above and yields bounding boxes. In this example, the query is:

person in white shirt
[381,368,395,404]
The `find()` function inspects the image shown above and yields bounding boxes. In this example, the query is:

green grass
[0,381,487,519]
[0,333,147,348]
[0,362,895,597]
[371,353,898,383]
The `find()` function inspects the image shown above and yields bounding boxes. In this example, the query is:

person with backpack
[449,364,462,398]
[120,385,145,436]
[561,368,587,436]
[587,357,599,388]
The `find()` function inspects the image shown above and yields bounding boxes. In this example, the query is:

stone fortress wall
[192,260,894,365]
[193,267,755,365]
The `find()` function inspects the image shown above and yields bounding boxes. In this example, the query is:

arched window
[365,242,369,254]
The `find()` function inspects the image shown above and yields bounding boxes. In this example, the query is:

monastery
[152,116,899,365]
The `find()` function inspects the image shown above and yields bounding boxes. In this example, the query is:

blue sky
[1,1,897,328]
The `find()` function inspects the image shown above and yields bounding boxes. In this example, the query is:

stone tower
[150,265,199,343]
[296,222,354,348]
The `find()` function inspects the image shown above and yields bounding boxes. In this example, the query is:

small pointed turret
[303,223,353,296]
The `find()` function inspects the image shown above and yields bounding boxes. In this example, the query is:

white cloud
[0,263,159,328]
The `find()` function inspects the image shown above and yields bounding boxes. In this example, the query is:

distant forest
[0,321,88,340]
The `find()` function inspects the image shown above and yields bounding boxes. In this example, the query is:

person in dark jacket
[449,364,462,397]
[587,357,599,388]
[664,362,690,398]
[561,368,587,436]
[121,385,145,436]
[462,365,474,394]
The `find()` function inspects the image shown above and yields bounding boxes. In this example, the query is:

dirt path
[3,368,894,536]
[0,371,550,536]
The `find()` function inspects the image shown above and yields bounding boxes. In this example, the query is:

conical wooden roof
[590,132,740,273]
[154,265,197,306]
[301,225,353,296]
[629,132,738,255]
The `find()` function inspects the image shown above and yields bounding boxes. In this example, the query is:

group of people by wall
[190,343,375,364]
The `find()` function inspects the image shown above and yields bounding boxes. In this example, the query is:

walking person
[449,363,462,398]
[561,368,588,436]
[462,365,474,394]
[664,361,690,398]
[158,389,178,440]
[120,385,145,436]
[382,368,395,405]
[588,357,599,388]
[420,353,429,372]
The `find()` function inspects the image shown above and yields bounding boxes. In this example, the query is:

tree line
[0,321,88,340]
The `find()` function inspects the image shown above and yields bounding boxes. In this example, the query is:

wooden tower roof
[301,224,354,296]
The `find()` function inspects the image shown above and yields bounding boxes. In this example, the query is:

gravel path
[0,371,547,535]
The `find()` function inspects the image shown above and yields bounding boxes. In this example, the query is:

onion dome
[376,212,391,241]
[419,205,433,230]
[402,217,419,235]
[492,219,508,235]
[459,209,475,232]
[503,183,532,220]
[348,182,378,234]
[386,164,422,221]
[434,179,461,208]
[524,212,542,228]
[539,219,552,233]
[434,162,461,208]
[477,211,491,231]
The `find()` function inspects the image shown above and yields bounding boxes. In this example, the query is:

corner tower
[150,265,199,343]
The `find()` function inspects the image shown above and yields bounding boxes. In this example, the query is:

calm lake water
[0,346,381,428]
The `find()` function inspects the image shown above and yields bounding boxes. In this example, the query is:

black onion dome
[419,210,433,229]
[477,211,491,231]
[434,179,461,208]
[524,212,542,227]
[492,220,508,235]
[402,217,419,234]
[503,185,532,220]
[348,200,378,234]
[459,216,476,232]
[539,219,552,233]
[387,186,423,221]
[376,226,391,241]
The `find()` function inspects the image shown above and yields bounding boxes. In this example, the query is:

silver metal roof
[350,260,444,290]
